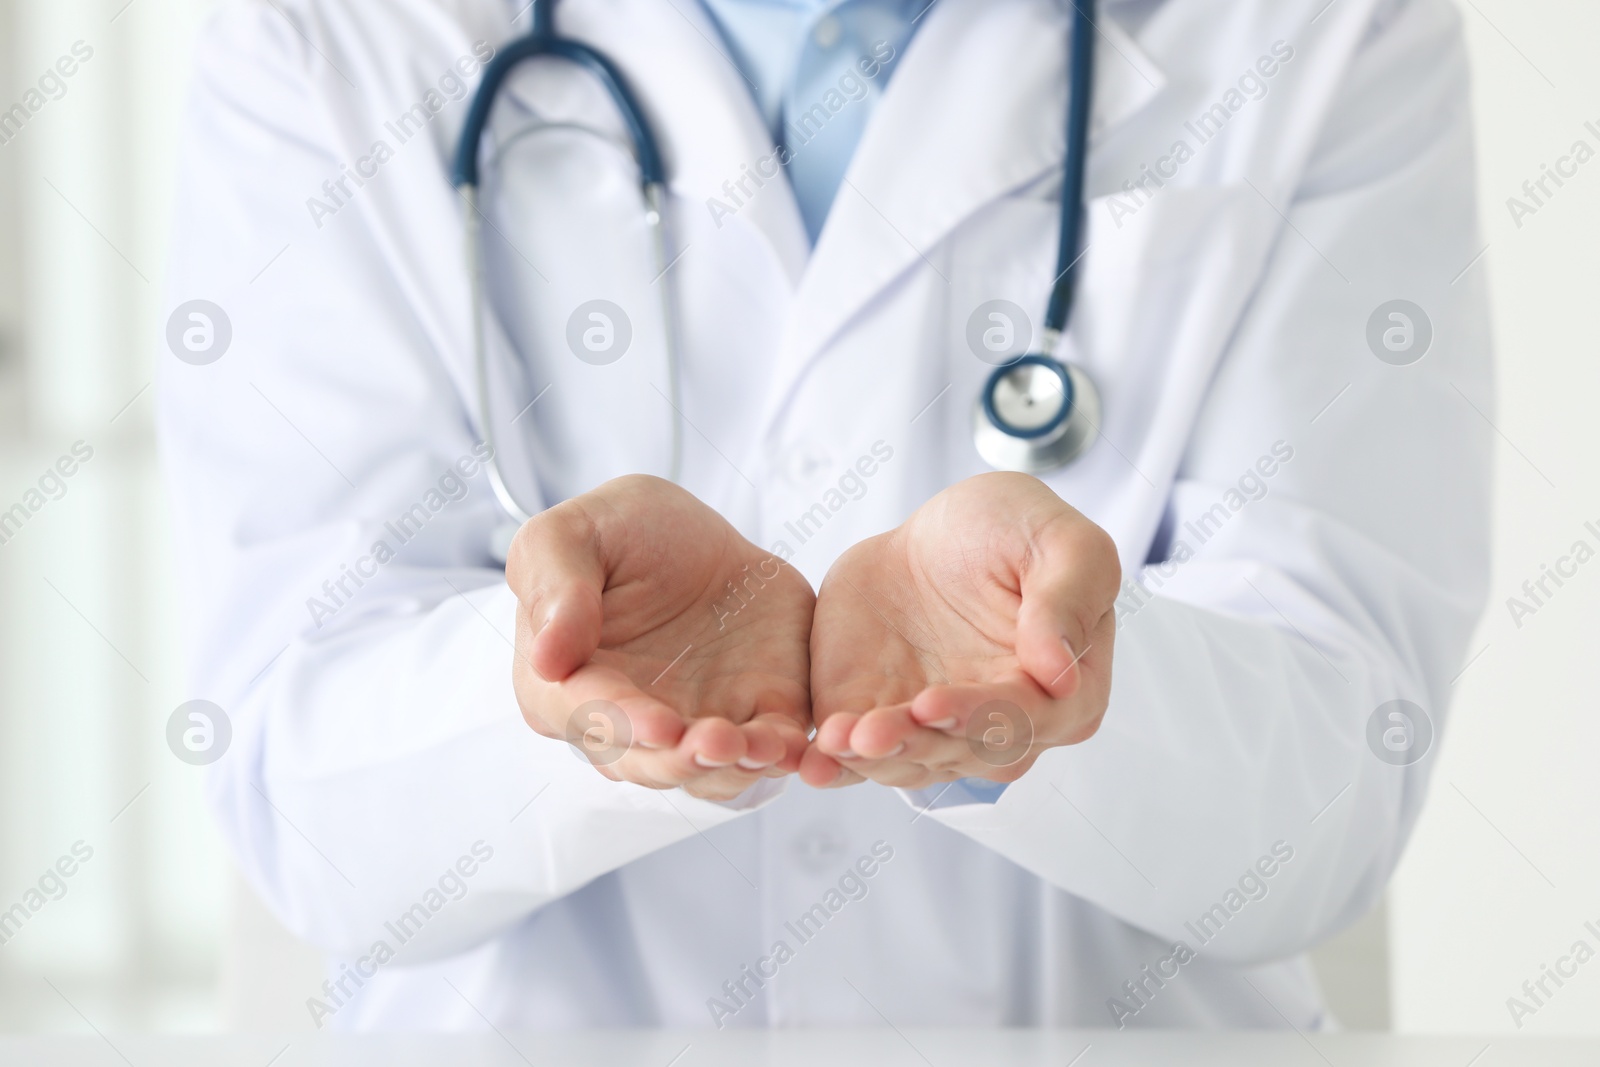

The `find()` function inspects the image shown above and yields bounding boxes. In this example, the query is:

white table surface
[0,1030,1594,1066]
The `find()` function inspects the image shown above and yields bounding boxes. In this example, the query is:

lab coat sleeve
[157,5,778,963]
[910,0,1492,964]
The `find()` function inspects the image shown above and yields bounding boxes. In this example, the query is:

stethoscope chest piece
[973,354,1100,474]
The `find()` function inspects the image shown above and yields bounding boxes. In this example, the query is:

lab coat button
[781,445,832,485]
[812,16,842,50]
[793,825,846,873]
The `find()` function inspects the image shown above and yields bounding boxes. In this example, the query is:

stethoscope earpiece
[973,354,1100,474]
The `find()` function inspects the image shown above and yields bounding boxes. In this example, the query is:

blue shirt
[699,0,929,241]
[698,0,1004,806]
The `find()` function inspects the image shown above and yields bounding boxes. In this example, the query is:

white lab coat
[158,0,1491,1032]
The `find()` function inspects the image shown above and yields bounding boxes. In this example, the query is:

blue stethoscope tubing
[452,0,680,526]
[971,0,1101,473]
[451,0,1099,528]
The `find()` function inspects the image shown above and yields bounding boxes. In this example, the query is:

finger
[819,709,956,778]
[506,503,609,682]
[660,720,795,800]
[1016,519,1119,700]
[812,712,861,758]
[557,663,688,753]
[844,704,920,760]
[909,674,1055,746]
[742,713,809,774]
[681,769,770,802]
[798,745,865,788]
[828,754,951,791]
[737,685,814,762]
[589,714,744,789]
[809,706,966,789]
[849,706,973,767]
[1016,600,1091,701]
[733,716,789,772]
[682,716,750,771]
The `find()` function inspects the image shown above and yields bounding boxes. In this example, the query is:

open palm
[508,476,815,800]
[801,473,1120,790]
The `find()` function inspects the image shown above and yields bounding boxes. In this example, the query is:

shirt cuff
[900,777,1009,813]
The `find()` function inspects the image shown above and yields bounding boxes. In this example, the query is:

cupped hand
[507,475,815,801]
[800,472,1120,791]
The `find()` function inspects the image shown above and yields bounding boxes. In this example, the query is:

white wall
[0,0,222,1031]
[1388,0,1600,1037]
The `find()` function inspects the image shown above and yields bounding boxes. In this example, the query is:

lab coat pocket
[1065,184,1283,537]
[1073,185,1281,470]
[1080,184,1271,376]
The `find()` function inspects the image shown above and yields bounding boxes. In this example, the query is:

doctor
[159,0,1490,1033]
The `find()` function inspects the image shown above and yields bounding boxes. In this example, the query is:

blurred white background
[0,0,1595,1035]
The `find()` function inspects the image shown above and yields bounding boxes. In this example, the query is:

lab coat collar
[558,0,816,287]
[505,0,1165,345]
[429,0,1162,475]
[763,0,1166,425]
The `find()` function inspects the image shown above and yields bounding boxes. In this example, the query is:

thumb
[1015,518,1120,700]
[505,502,609,682]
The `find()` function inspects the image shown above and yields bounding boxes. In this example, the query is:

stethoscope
[452,0,1100,533]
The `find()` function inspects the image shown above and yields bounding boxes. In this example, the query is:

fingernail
[737,757,771,770]
[836,750,857,760]
[886,743,906,758]
[638,738,668,750]
[694,754,734,769]
[925,717,957,730]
